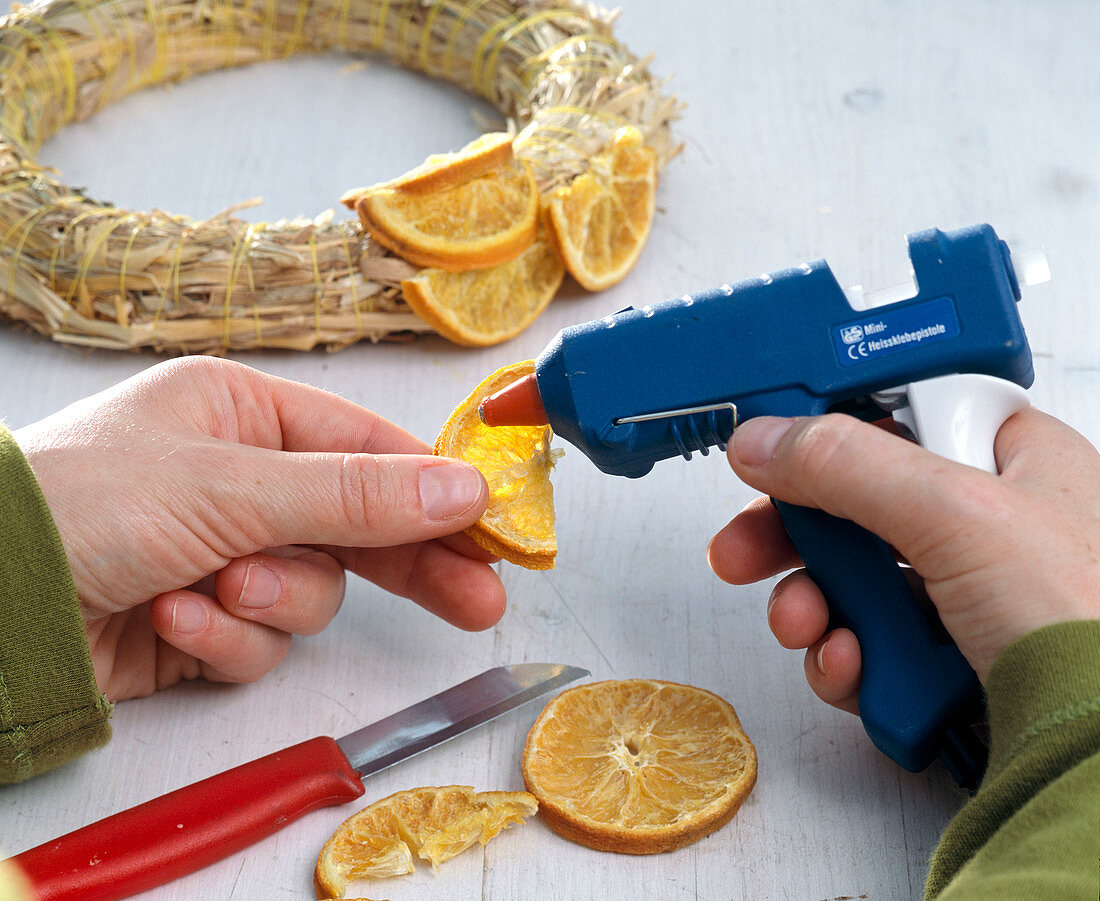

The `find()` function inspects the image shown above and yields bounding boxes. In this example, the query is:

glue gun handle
[773,500,982,776]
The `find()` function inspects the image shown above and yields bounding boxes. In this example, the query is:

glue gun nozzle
[478,372,549,427]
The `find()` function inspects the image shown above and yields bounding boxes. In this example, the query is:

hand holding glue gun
[478,223,1070,788]
[708,404,1100,740]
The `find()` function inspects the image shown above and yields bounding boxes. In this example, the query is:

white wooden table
[3,1,1099,898]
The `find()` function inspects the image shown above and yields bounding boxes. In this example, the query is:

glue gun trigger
[871,374,1031,474]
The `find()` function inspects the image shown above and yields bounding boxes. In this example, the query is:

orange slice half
[545,125,657,291]
[434,361,557,569]
[400,214,564,346]
[341,132,516,201]
[351,138,539,272]
[314,785,537,899]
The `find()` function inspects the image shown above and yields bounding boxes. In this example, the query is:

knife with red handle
[12,663,587,901]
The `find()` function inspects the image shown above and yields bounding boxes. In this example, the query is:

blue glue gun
[479,223,1049,788]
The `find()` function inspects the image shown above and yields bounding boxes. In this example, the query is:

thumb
[726,413,985,555]
[215,447,489,549]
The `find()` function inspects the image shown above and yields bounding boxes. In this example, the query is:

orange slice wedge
[341,132,516,201]
[350,136,539,272]
[388,132,516,193]
[522,679,757,854]
[400,215,564,346]
[314,785,537,899]
[545,125,657,291]
[434,361,557,569]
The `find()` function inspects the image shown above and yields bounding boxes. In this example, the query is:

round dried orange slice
[401,215,564,346]
[314,785,537,899]
[522,679,757,854]
[545,125,658,291]
[351,146,539,273]
[434,361,557,569]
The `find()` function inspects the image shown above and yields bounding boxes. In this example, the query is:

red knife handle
[12,735,364,901]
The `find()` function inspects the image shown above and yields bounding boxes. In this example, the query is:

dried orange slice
[401,215,564,346]
[545,125,657,291]
[388,132,516,193]
[314,785,537,899]
[351,141,539,272]
[434,361,557,569]
[522,679,757,854]
[341,132,516,201]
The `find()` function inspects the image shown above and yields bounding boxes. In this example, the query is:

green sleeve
[0,424,111,784]
[925,619,1100,899]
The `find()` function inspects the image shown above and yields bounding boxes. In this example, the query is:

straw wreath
[0,0,680,352]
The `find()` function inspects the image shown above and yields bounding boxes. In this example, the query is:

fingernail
[238,562,282,609]
[733,417,795,466]
[766,586,779,625]
[816,639,829,675]
[171,597,206,634]
[419,463,484,521]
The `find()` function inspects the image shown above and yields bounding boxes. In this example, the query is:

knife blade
[13,663,587,901]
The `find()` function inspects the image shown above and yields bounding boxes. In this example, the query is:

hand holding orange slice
[346,133,539,273]
[545,125,658,291]
[315,785,537,899]
[434,361,557,569]
[522,679,757,854]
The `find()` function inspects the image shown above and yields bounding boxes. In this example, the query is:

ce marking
[847,342,870,361]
